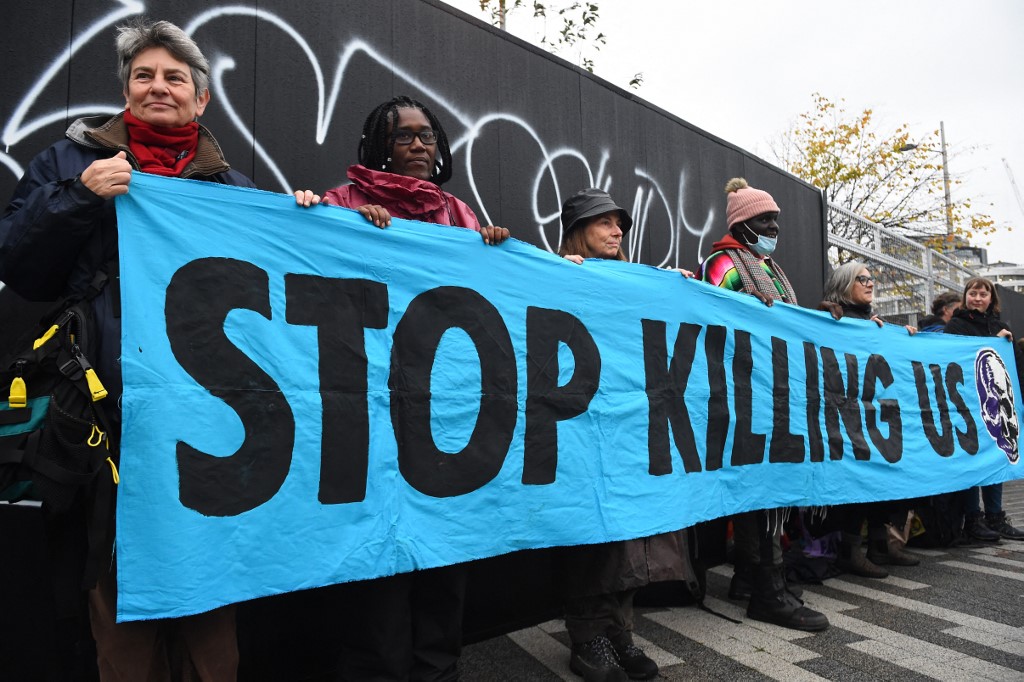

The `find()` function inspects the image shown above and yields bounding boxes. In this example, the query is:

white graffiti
[0,0,717,270]
[1,0,139,149]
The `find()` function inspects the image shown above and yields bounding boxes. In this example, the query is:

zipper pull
[73,346,108,402]
[8,360,26,408]
[33,310,75,350]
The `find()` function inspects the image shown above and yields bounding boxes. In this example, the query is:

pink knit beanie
[725,178,780,228]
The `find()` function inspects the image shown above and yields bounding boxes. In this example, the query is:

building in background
[979,261,1024,293]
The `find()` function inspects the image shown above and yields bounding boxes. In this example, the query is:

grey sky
[442,0,1024,263]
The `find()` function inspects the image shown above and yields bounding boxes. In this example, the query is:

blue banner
[115,174,1022,621]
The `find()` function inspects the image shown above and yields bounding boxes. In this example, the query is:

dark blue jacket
[0,113,254,423]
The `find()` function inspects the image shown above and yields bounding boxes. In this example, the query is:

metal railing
[826,204,977,325]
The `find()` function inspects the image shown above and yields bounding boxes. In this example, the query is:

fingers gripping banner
[115,174,1022,621]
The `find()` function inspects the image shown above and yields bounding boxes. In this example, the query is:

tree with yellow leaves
[771,93,996,252]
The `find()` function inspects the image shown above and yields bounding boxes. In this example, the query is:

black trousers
[336,563,467,682]
[564,588,638,646]
[732,509,782,568]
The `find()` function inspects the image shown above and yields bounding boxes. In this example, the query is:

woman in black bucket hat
[559,187,634,263]
[554,188,695,682]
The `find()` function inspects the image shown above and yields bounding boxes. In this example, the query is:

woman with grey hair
[0,18,253,680]
[822,260,920,332]
[819,262,920,576]
[823,262,877,324]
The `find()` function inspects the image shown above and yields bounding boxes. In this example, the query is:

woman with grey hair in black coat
[0,18,253,680]
[820,262,920,576]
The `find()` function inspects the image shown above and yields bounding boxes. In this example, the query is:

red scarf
[346,164,451,222]
[123,110,199,177]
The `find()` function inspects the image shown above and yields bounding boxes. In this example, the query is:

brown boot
[836,532,888,578]
[867,527,920,566]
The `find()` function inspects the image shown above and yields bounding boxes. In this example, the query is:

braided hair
[357,95,453,185]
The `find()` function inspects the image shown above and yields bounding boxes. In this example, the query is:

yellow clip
[32,324,59,350]
[85,368,108,401]
[8,376,27,408]
[106,457,120,485]
[88,424,106,447]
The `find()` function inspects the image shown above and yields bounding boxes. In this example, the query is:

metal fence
[826,203,977,325]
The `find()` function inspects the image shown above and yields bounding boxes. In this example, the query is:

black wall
[0,0,826,354]
[997,284,1024,341]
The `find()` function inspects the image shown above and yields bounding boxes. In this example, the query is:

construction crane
[1004,158,1024,218]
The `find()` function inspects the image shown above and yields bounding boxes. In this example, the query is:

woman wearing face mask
[699,179,791,304]
[819,262,921,576]
[697,178,829,633]
[944,277,1024,542]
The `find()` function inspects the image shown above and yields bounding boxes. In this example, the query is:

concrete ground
[461,479,1024,681]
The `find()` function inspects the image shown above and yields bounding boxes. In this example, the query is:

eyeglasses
[855,275,874,285]
[391,129,437,145]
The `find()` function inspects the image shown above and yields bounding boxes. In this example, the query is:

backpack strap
[86,256,120,318]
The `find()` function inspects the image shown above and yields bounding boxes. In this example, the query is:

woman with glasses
[821,263,918,333]
[819,261,920,576]
[294,95,507,681]
[294,94,508,245]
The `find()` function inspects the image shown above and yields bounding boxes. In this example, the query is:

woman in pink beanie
[696,178,830,633]
[699,178,793,302]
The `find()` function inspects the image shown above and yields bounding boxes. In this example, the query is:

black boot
[865,527,919,567]
[966,512,1001,542]
[837,532,888,578]
[747,566,829,632]
[986,512,1024,540]
[734,561,802,599]
[569,636,629,682]
[728,562,753,600]
[609,636,658,681]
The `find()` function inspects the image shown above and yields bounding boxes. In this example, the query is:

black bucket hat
[559,188,633,236]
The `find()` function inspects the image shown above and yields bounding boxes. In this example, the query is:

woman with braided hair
[697,178,830,632]
[293,95,508,245]
[293,95,507,680]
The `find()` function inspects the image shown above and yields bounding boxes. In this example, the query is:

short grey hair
[823,261,869,306]
[116,19,210,100]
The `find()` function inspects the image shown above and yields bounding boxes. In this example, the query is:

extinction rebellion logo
[976,348,1020,464]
